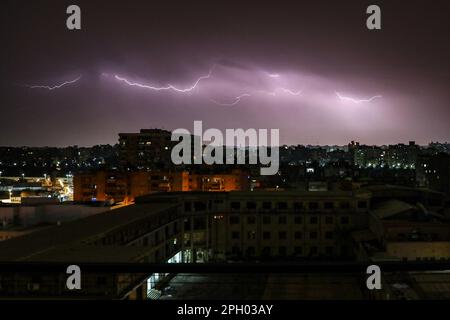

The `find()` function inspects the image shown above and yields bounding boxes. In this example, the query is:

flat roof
[23,245,153,263]
[0,202,178,262]
[136,190,372,203]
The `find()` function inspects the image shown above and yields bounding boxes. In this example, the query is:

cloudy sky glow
[1,0,449,146]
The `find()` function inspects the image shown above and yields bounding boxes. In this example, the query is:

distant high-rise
[416,153,450,194]
[118,129,173,169]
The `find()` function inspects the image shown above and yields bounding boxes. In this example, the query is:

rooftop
[0,202,177,261]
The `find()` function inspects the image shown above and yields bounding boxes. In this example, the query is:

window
[357,201,367,209]
[184,218,191,231]
[279,246,287,256]
[246,246,255,256]
[341,216,350,225]
[232,231,240,240]
[277,202,288,210]
[247,216,256,224]
[278,216,287,224]
[324,202,334,209]
[293,202,303,211]
[325,246,334,255]
[193,217,205,229]
[309,202,319,210]
[263,231,271,240]
[325,231,334,239]
[262,202,272,210]
[294,216,302,224]
[247,231,256,240]
[246,202,257,210]
[230,202,241,210]
[278,231,287,240]
[294,246,303,255]
[310,246,318,255]
[294,231,302,240]
[310,231,318,239]
[262,215,271,224]
[230,215,240,224]
[325,216,334,224]
[194,201,206,211]
[309,216,318,224]
[340,202,350,209]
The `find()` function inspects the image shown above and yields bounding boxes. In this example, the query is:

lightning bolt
[278,88,303,96]
[210,93,252,106]
[24,75,82,90]
[212,86,302,106]
[266,73,280,78]
[258,88,303,96]
[335,91,382,103]
[114,65,215,93]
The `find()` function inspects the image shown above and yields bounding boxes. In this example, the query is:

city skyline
[1,1,450,303]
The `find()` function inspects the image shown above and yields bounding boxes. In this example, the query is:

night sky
[1,0,449,146]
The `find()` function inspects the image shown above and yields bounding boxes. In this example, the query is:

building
[169,190,371,260]
[0,202,180,299]
[0,202,111,229]
[74,169,250,203]
[416,153,450,194]
[351,185,450,262]
[119,129,173,169]
[352,142,418,169]
[352,199,450,262]
[0,186,448,299]
[73,171,129,203]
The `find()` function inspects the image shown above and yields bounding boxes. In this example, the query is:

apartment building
[74,169,249,203]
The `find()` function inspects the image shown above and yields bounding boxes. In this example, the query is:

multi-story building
[355,198,450,261]
[384,141,418,169]
[352,142,418,169]
[0,186,448,299]
[0,202,181,299]
[118,129,173,169]
[416,153,450,194]
[73,171,129,203]
[136,190,372,261]
[73,169,250,203]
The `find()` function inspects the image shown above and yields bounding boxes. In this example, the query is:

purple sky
[1,0,449,146]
